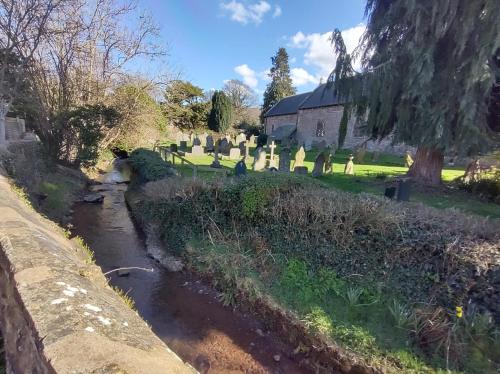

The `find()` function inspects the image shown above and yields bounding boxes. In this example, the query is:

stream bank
[71,160,312,374]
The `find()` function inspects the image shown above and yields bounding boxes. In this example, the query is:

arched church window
[316,121,325,137]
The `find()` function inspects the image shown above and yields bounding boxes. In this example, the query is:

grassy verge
[128,174,500,373]
[158,141,499,219]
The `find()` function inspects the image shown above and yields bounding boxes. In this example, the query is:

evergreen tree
[332,0,500,185]
[261,48,296,121]
[208,91,232,133]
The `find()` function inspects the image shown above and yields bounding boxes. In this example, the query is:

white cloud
[273,5,282,18]
[234,64,258,88]
[291,68,319,86]
[289,24,366,77]
[220,1,272,25]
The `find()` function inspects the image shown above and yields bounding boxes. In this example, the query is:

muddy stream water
[71,162,311,374]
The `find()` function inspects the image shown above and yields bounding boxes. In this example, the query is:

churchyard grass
[161,142,499,219]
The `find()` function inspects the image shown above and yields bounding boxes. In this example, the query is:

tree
[223,79,257,122]
[162,80,209,131]
[332,0,500,185]
[261,48,296,122]
[208,91,232,133]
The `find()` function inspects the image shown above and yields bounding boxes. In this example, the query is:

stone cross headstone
[235,160,247,177]
[278,148,291,173]
[229,148,241,160]
[253,147,267,171]
[191,145,204,156]
[294,146,306,167]
[268,141,277,168]
[344,155,354,175]
[218,138,230,155]
[211,146,221,168]
[206,135,215,152]
[312,152,326,178]
[179,140,187,152]
[193,136,201,146]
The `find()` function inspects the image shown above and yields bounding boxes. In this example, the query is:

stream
[71,161,311,374]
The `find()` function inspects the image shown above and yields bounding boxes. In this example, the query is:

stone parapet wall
[0,173,195,374]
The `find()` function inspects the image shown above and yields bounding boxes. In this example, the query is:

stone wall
[0,172,195,374]
[264,114,297,135]
[296,106,343,147]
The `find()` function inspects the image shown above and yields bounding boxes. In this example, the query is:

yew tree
[332,0,500,185]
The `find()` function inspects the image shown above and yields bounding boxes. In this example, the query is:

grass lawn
[160,142,500,219]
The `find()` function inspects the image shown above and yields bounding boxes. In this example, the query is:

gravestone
[239,140,246,154]
[191,145,204,156]
[249,135,256,146]
[179,141,188,152]
[355,147,366,163]
[199,133,208,147]
[344,155,354,175]
[253,147,267,171]
[294,166,308,175]
[304,140,312,151]
[405,152,414,168]
[278,148,291,173]
[236,133,246,145]
[244,140,250,160]
[190,133,195,144]
[268,141,277,168]
[170,143,178,153]
[397,179,411,201]
[193,136,201,146]
[324,149,334,174]
[312,152,326,177]
[235,160,247,177]
[384,186,397,199]
[206,135,215,152]
[294,146,306,167]
[218,138,230,155]
[229,148,241,160]
[210,146,221,168]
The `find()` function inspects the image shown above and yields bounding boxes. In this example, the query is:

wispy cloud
[273,5,282,18]
[220,1,272,25]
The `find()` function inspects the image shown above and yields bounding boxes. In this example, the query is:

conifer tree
[332,0,500,185]
[261,48,296,121]
[208,91,232,133]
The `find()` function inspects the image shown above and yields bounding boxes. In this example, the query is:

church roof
[264,83,344,118]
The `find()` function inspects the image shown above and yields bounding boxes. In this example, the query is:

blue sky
[136,0,366,98]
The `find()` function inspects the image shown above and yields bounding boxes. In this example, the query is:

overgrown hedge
[128,148,176,183]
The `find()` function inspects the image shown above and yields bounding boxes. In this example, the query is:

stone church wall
[264,113,297,135]
[296,106,343,147]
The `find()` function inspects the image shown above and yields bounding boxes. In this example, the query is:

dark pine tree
[331,0,500,185]
[208,91,232,133]
[261,48,296,122]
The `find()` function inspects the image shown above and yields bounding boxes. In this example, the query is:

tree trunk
[407,146,444,186]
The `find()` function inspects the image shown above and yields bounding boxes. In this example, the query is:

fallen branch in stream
[103,267,154,276]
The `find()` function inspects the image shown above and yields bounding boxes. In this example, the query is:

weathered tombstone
[324,148,334,174]
[236,133,246,145]
[244,140,250,160]
[294,146,306,167]
[191,145,204,156]
[268,141,277,168]
[253,147,267,171]
[179,140,187,152]
[249,135,256,146]
[235,160,247,177]
[238,140,246,154]
[405,152,414,168]
[218,138,230,155]
[278,148,291,172]
[384,186,397,199]
[210,146,221,168]
[193,136,201,146]
[206,135,215,152]
[170,143,178,153]
[312,152,326,177]
[294,166,308,175]
[344,154,354,175]
[199,133,208,147]
[397,179,411,201]
[229,148,241,160]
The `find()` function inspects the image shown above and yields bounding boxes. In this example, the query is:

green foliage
[208,91,232,133]
[163,80,209,131]
[111,285,136,310]
[129,148,176,183]
[338,105,349,148]
[75,235,95,265]
[458,168,500,203]
[261,48,296,121]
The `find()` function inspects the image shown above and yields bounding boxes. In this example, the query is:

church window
[316,121,325,137]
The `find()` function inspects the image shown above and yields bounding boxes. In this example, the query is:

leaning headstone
[253,147,267,171]
[229,148,241,160]
[278,148,291,173]
[235,160,247,177]
[312,152,326,178]
[170,143,178,153]
[205,135,215,152]
[294,166,308,175]
[211,146,221,168]
[191,145,204,156]
[179,140,187,152]
[268,141,277,168]
[193,136,201,146]
[218,138,230,155]
[294,146,306,167]
[344,154,354,175]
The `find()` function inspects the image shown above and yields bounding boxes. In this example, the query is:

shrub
[128,148,176,183]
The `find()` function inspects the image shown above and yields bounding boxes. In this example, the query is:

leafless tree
[223,79,257,111]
